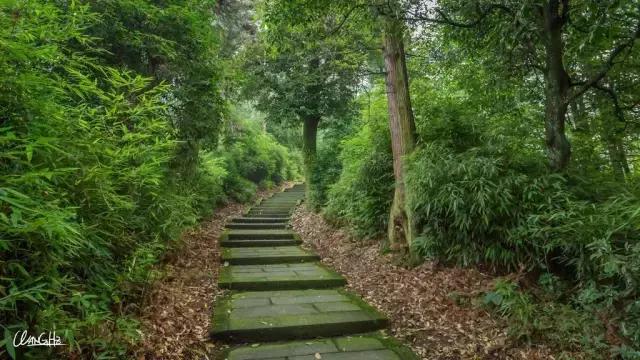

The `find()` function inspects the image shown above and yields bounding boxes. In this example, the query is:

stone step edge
[220,332,419,360]
[211,289,388,342]
[220,239,303,247]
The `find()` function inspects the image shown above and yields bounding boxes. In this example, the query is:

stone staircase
[211,184,417,359]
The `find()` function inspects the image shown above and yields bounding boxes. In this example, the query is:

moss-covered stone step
[227,229,296,240]
[223,333,418,360]
[250,207,295,212]
[221,246,319,265]
[247,210,292,216]
[226,222,289,230]
[247,210,293,215]
[259,200,300,204]
[221,238,302,247]
[218,263,345,290]
[243,213,290,219]
[231,217,290,224]
[211,289,388,342]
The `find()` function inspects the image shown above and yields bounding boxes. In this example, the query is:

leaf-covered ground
[291,205,560,360]
[131,185,290,359]
[132,194,564,359]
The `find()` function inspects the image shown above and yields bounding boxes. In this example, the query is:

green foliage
[482,279,609,357]
[0,2,297,358]
[325,86,394,238]
[87,0,227,172]
[221,112,302,202]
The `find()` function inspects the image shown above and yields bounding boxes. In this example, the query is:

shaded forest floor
[131,185,291,359]
[291,205,562,360]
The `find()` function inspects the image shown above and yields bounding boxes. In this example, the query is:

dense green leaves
[0,1,298,358]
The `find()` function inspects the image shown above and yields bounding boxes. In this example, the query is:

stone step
[221,246,319,265]
[218,263,344,290]
[248,208,292,213]
[254,204,297,207]
[224,334,418,360]
[245,214,290,218]
[226,222,289,230]
[248,207,292,212]
[227,229,296,240]
[231,217,290,223]
[246,214,291,218]
[221,238,303,247]
[211,289,388,342]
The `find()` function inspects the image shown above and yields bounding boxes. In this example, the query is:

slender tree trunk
[541,0,571,172]
[570,97,589,133]
[382,17,417,251]
[604,135,628,181]
[302,116,320,205]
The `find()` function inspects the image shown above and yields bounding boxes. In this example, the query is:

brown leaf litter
[291,205,562,360]
[131,183,292,360]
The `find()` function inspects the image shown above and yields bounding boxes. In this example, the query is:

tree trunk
[382,17,417,251]
[604,135,629,181]
[541,0,571,172]
[570,96,589,133]
[302,116,320,205]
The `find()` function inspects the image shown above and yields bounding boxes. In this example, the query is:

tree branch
[403,4,514,28]
[568,21,640,103]
[324,3,366,37]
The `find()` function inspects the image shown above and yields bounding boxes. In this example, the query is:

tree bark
[382,17,417,251]
[541,0,571,172]
[302,116,320,205]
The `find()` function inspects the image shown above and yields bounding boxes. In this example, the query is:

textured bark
[302,116,320,203]
[382,18,417,251]
[541,0,571,172]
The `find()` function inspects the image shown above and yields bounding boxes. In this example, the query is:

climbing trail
[211,184,417,359]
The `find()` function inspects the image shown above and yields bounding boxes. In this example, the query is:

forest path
[210,184,417,359]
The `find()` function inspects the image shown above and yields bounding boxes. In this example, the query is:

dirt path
[291,205,558,360]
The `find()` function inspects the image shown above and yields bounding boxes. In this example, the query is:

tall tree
[409,0,640,172]
[378,2,418,250]
[241,0,365,204]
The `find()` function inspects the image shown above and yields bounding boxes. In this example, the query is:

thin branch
[592,82,625,125]
[568,21,640,103]
[402,4,514,28]
[324,3,366,38]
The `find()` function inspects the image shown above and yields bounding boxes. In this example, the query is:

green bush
[325,94,394,238]
[0,2,297,358]
[406,140,640,356]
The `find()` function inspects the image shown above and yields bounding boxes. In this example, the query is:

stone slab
[221,239,303,247]
[231,217,290,223]
[226,222,289,230]
[225,335,417,360]
[221,246,319,265]
[227,230,297,240]
[247,211,292,216]
[218,263,345,290]
[211,289,388,342]
[243,213,291,219]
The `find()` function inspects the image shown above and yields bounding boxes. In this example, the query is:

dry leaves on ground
[292,205,558,360]
[131,184,291,360]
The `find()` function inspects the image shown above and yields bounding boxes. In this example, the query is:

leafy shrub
[406,140,640,355]
[0,2,297,358]
[325,111,394,238]
[221,118,301,202]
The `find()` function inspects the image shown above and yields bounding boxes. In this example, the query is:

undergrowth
[0,2,299,358]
